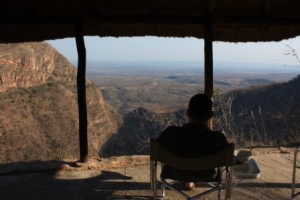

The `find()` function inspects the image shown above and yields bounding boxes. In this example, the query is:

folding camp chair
[150,139,234,200]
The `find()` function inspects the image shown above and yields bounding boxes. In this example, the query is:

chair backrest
[150,139,234,171]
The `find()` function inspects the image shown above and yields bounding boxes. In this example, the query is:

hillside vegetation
[0,43,121,162]
[227,76,300,145]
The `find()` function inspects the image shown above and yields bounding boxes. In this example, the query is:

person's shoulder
[155,125,182,144]
[163,125,182,134]
[165,125,181,130]
[212,130,225,136]
[211,130,228,142]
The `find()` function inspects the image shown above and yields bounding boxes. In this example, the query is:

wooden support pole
[204,19,214,129]
[204,21,213,98]
[75,21,88,163]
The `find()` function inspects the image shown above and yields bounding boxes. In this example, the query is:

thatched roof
[1,0,300,43]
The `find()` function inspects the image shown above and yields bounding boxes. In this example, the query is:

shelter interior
[1,0,300,161]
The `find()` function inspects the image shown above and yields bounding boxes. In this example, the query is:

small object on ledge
[235,149,253,163]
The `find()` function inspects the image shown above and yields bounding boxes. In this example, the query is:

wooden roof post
[75,20,88,163]
[204,18,213,130]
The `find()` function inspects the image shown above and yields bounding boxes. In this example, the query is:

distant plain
[87,61,300,114]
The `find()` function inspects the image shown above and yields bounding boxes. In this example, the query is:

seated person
[155,93,228,190]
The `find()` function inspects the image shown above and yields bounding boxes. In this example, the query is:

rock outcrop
[0,42,121,162]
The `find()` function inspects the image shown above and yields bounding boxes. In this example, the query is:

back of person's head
[188,94,213,121]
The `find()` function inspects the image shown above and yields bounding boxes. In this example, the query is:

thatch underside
[2,23,300,43]
[1,0,300,43]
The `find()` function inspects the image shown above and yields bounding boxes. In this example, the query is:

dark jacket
[155,123,228,182]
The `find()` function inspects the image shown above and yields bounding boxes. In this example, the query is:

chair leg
[218,187,222,200]
[225,167,233,200]
[161,184,166,200]
[292,148,300,200]
[151,161,158,200]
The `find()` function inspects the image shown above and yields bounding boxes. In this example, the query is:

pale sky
[47,36,300,67]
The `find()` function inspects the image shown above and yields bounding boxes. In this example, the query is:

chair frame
[292,147,300,200]
[150,139,234,200]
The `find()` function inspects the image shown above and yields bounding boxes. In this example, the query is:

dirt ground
[0,148,300,200]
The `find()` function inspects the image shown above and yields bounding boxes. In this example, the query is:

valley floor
[0,148,299,200]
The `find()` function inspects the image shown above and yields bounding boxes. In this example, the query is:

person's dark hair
[188,94,213,121]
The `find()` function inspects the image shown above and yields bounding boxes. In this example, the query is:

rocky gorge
[0,43,121,162]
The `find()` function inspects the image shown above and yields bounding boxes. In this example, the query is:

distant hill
[221,75,300,145]
[0,43,121,162]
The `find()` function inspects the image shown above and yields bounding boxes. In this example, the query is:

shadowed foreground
[0,149,299,200]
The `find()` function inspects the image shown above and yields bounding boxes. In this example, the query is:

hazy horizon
[82,60,300,76]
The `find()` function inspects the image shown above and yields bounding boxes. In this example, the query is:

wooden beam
[75,20,88,163]
[204,20,213,98]
[204,18,213,129]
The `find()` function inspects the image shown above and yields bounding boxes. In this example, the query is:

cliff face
[0,43,54,91]
[0,42,121,162]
